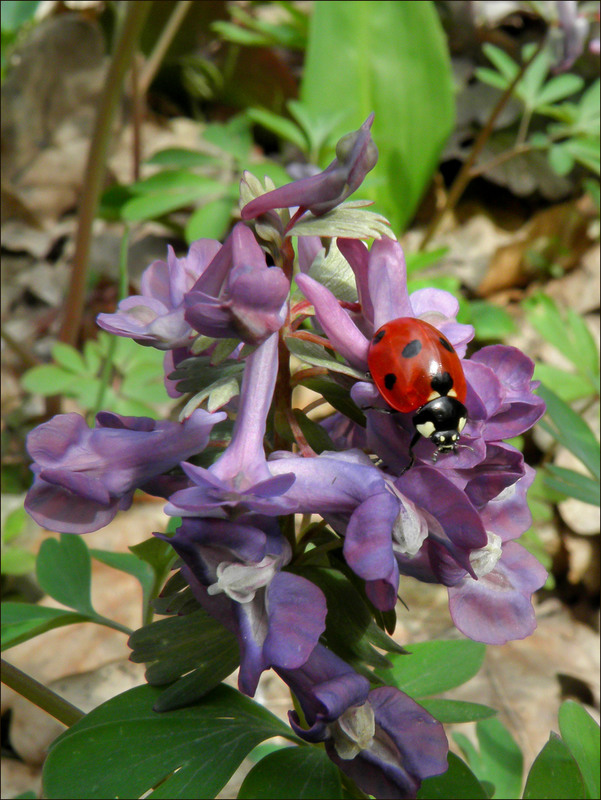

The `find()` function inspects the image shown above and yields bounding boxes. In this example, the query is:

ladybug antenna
[456,444,475,453]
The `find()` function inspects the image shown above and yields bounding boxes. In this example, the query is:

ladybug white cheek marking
[416,421,436,439]
[427,390,441,402]
[448,388,457,398]
[458,417,467,432]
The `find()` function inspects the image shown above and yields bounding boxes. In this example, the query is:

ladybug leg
[400,431,421,476]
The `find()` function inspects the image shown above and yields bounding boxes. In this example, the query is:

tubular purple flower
[184,223,289,345]
[24,409,225,534]
[97,240,221,350]
[552,1,590,71]
[160,516,327,696]
[240,114,378,219]
[166,333,297,519]
[276,643,448,799]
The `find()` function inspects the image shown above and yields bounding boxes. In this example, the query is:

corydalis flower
[184,223,289,345]
[276,644,448,799]
[162,516,327,696]
[25,409,224,534]
[166,333,296,519]
[97,239,221,350]
[241,114,378,219]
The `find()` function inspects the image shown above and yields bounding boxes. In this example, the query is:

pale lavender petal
[448,541,547,644]
[337,238,374,325]
[295,273,370,369]
[367,238,411,330]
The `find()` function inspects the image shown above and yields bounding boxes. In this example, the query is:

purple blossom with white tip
[97,240,221,350]
[161,516,327,697]
[184,222,289,345]
[276,644,448,799]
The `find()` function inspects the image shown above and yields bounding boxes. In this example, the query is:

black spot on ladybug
[431,371,453,395]
[402,339,422,358]
[373,329,386,344]
[439,337,454,353]
[384,373,397,390]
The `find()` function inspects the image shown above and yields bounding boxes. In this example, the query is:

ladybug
[367,318,468,472]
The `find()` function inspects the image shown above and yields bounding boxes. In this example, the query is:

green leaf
[21,365,82,395]
[418,753,488,799]
[1,1,40,32]
[472,717,523,800]
[558,701,600,799]
[1,602,90,650]
[185,195,234,242]
[0,547,36,576]
[543,465,600,506]
[292,409,336,454]
[301,1,454,231]
[533,364,594,403]
[299,376,366,427]
[42,684,298,799]
[36,534,95,616]
[482,43,519,83]
[90,549,155,614]
[536,74,585,107]
[523,733,586,799]
[246,107,309,152]
[203,115,253,162]
[549,142,576,176]
[145,148,217,168]
[288,203,394,240]
[536,385,600,481]
[285,337,367,380]
[567,136,601,176]
[375,640,487,697]
[238,746,343,799]
[309,240,357,303]
[463,301,516,341]
[51,343,87,373]
[475,67,511,91]
[122,181,225,222]
[405,247,449,276]
[418,699,497,724]
[2,506,27,544]
[129,607,238,693]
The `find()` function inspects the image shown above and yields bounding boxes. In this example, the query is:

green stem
[58,1,151,348]
[139,0,194,96]
[420,39,545,251]
[91,227,131,419]
[1,659,85,728]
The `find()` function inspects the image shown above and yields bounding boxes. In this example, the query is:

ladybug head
[412,396,468,453]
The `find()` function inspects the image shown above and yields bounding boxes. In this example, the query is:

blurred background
[1,1,599,797]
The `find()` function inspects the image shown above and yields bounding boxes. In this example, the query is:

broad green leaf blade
[1,603,91,650]
[375,640,487,697]
[537,385,600,480]
[36,534,94,615]
[301,1,454,232]
[543,465,600,506]
[285,337,367,380]
[51,343,87,373]
[238,746,343,799]
[474,717,523,800]
[90,549,155,612]
[536,74,585,107]
[523,733,586,799]
[246,107,309,152]
[122,182,225,222]
[42,684,298,800]
[533,364,594,403]
[21,365,82,395]
[418,753,488,799]
[482,43,520,82]
[129,607,239,700]
[185,196,234,243]
[418,699,497,724]
[288,204,394,240]
[145,148,217,168]
[558,701,600,799]
[1,546,36,576]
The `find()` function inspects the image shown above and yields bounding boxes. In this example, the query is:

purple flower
[276,643,448,799]
[296,237,474,374]
[241,114,378,219]
[552,1,590,71]
[166,333,297,519]
[184,223,289,345]
[25,409,224,534]
[97,240,221,350]
[161,516,327,696]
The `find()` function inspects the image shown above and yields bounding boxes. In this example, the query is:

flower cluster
[24,116,546,798]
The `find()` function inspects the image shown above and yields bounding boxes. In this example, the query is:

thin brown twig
[420,39,546,251]
[138,0,194,97]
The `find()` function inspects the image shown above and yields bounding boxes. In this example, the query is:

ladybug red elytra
[367,317,468,473]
